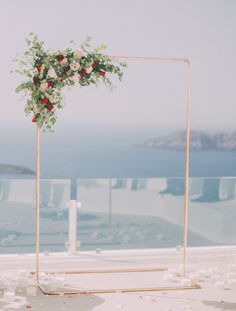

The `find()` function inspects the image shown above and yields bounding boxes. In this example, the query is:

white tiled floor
[0,247,236,310]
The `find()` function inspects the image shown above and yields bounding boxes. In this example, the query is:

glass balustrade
[77,177,236,251]
[0,179,70,254]
[0,177,235,254]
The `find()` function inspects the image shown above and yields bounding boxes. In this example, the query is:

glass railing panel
[39,179,70,253]
[77,177,236,251]
[0,179,35,254]
[110,178,184,249]
[76,179,111,250]
[188,177,236,246]
[0,179,70,254]
[1,177,235,255]
[76,178,184,250]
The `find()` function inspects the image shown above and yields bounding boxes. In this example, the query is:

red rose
[56,54,64,61]
[92,61,97,69]
[48,82,54,88]
[41,97,49,105]
[32,117,37,123]
[99,71,105,77]
[79,69,87,77]
[36,66,42,73]
[33,76,40,85]
[47,105,54,111]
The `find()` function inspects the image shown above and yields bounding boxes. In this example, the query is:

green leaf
[15,85,25,93]
[14,34,126,132]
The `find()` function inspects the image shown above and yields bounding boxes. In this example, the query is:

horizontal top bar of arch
[109,55,191,65]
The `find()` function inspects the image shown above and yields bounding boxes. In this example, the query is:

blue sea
[0,126,236,182]
[0,126,235,205]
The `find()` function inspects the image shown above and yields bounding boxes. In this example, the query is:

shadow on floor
[0,292,105,311]
[203,300,236,310]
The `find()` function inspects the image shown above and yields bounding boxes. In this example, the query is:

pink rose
[70,61,80,71]
[40,82,48,92]
[33,105,40,114]
[69,74,80,82]
[74,49,84,57]
[85,66,93,74]
[60,57,68,65]
[48,67,57,78]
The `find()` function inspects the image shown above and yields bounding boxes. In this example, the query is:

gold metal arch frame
[35,56,200,295]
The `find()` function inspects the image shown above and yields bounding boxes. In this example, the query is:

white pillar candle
[180,278,191,286]
[18,278,28,287]
[189,273,199,282]
[4,291,15,302]
[163,273,174,281]
[26,286,37,297]
[227,279,236,290]
[214,281,224,289]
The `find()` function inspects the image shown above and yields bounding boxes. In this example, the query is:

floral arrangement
[14,34,126,131]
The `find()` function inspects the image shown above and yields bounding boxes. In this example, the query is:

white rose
[48,67,57,78]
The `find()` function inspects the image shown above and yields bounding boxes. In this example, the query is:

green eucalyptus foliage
[14,33,126,131]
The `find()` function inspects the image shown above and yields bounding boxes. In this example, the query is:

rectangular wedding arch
[35,55,200,295]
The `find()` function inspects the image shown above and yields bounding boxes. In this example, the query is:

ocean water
[0,136,236,197]
[1,126,236,180]
[41,145,236,179]
[43,145,236,199]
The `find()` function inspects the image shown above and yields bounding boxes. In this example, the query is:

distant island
[0,164,35,175]
[136,130,236,151]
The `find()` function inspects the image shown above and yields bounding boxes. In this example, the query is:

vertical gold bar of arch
[109,56,191,277]
[183,60,191,276]
[35,56,194,294]
[36,126,40,285]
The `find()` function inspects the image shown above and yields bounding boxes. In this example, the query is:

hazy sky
[0,0,235,133]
